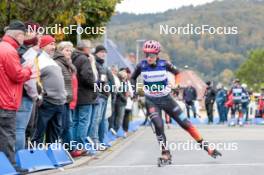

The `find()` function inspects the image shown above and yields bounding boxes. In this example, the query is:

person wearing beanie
[94,45,107,54]
[31,35,66,144]
[0,20,34,172]
[39,35,56,55]
[88,44,115,147]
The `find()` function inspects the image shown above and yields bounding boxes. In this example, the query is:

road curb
[32,127,145,174]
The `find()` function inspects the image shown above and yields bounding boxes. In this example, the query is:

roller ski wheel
[157,151,172,167]
[209,149,222,159]
[157,157,172,167]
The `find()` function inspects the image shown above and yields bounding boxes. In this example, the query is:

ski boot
[157,150,172,167]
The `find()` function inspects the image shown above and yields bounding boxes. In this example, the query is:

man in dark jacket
[183,81,197,118]
[204,81,216,124]
[0,21,34,168]
[71,42,97,152]
[89,45,115,146]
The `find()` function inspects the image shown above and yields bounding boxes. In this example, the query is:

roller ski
[157,150,172,167]
[208,149,222,159]
[200,141,222,159]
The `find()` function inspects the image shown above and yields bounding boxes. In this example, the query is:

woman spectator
[114,68,129,132]
[54,41,76,146]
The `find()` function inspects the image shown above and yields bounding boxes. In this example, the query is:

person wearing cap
[204,81,216,124]
[89,45,115,147]
[0,20,34,167]
[31,35,66,144]
[71,40,98,156]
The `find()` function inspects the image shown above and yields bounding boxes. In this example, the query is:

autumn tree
[236,49,264,90]
[0,0,121,40]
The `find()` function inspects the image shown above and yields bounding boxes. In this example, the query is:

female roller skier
[131,40,222,166]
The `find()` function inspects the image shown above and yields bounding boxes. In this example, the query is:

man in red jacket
[0,20,34,166]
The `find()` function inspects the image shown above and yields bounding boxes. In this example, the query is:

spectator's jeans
[99,98,108,143]
[89,97,107,144]
[61,104,73,147]
[108,95,117,130]
[72,104,93,146]
[217,102,226,123]
[0,109,16,164]
[114,104,126,131]
[32,100,63,144]
[185,101,197,118]
[16,96,33,151]
[99,114,109,143]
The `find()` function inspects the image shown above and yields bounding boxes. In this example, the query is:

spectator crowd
[1,20,263,173]
[0,20,135,172]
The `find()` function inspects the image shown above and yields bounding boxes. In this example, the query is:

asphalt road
[54,125,264,175]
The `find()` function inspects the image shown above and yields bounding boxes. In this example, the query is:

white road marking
[87,163,264,169]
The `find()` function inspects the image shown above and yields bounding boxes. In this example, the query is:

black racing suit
[131,59,209,155]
